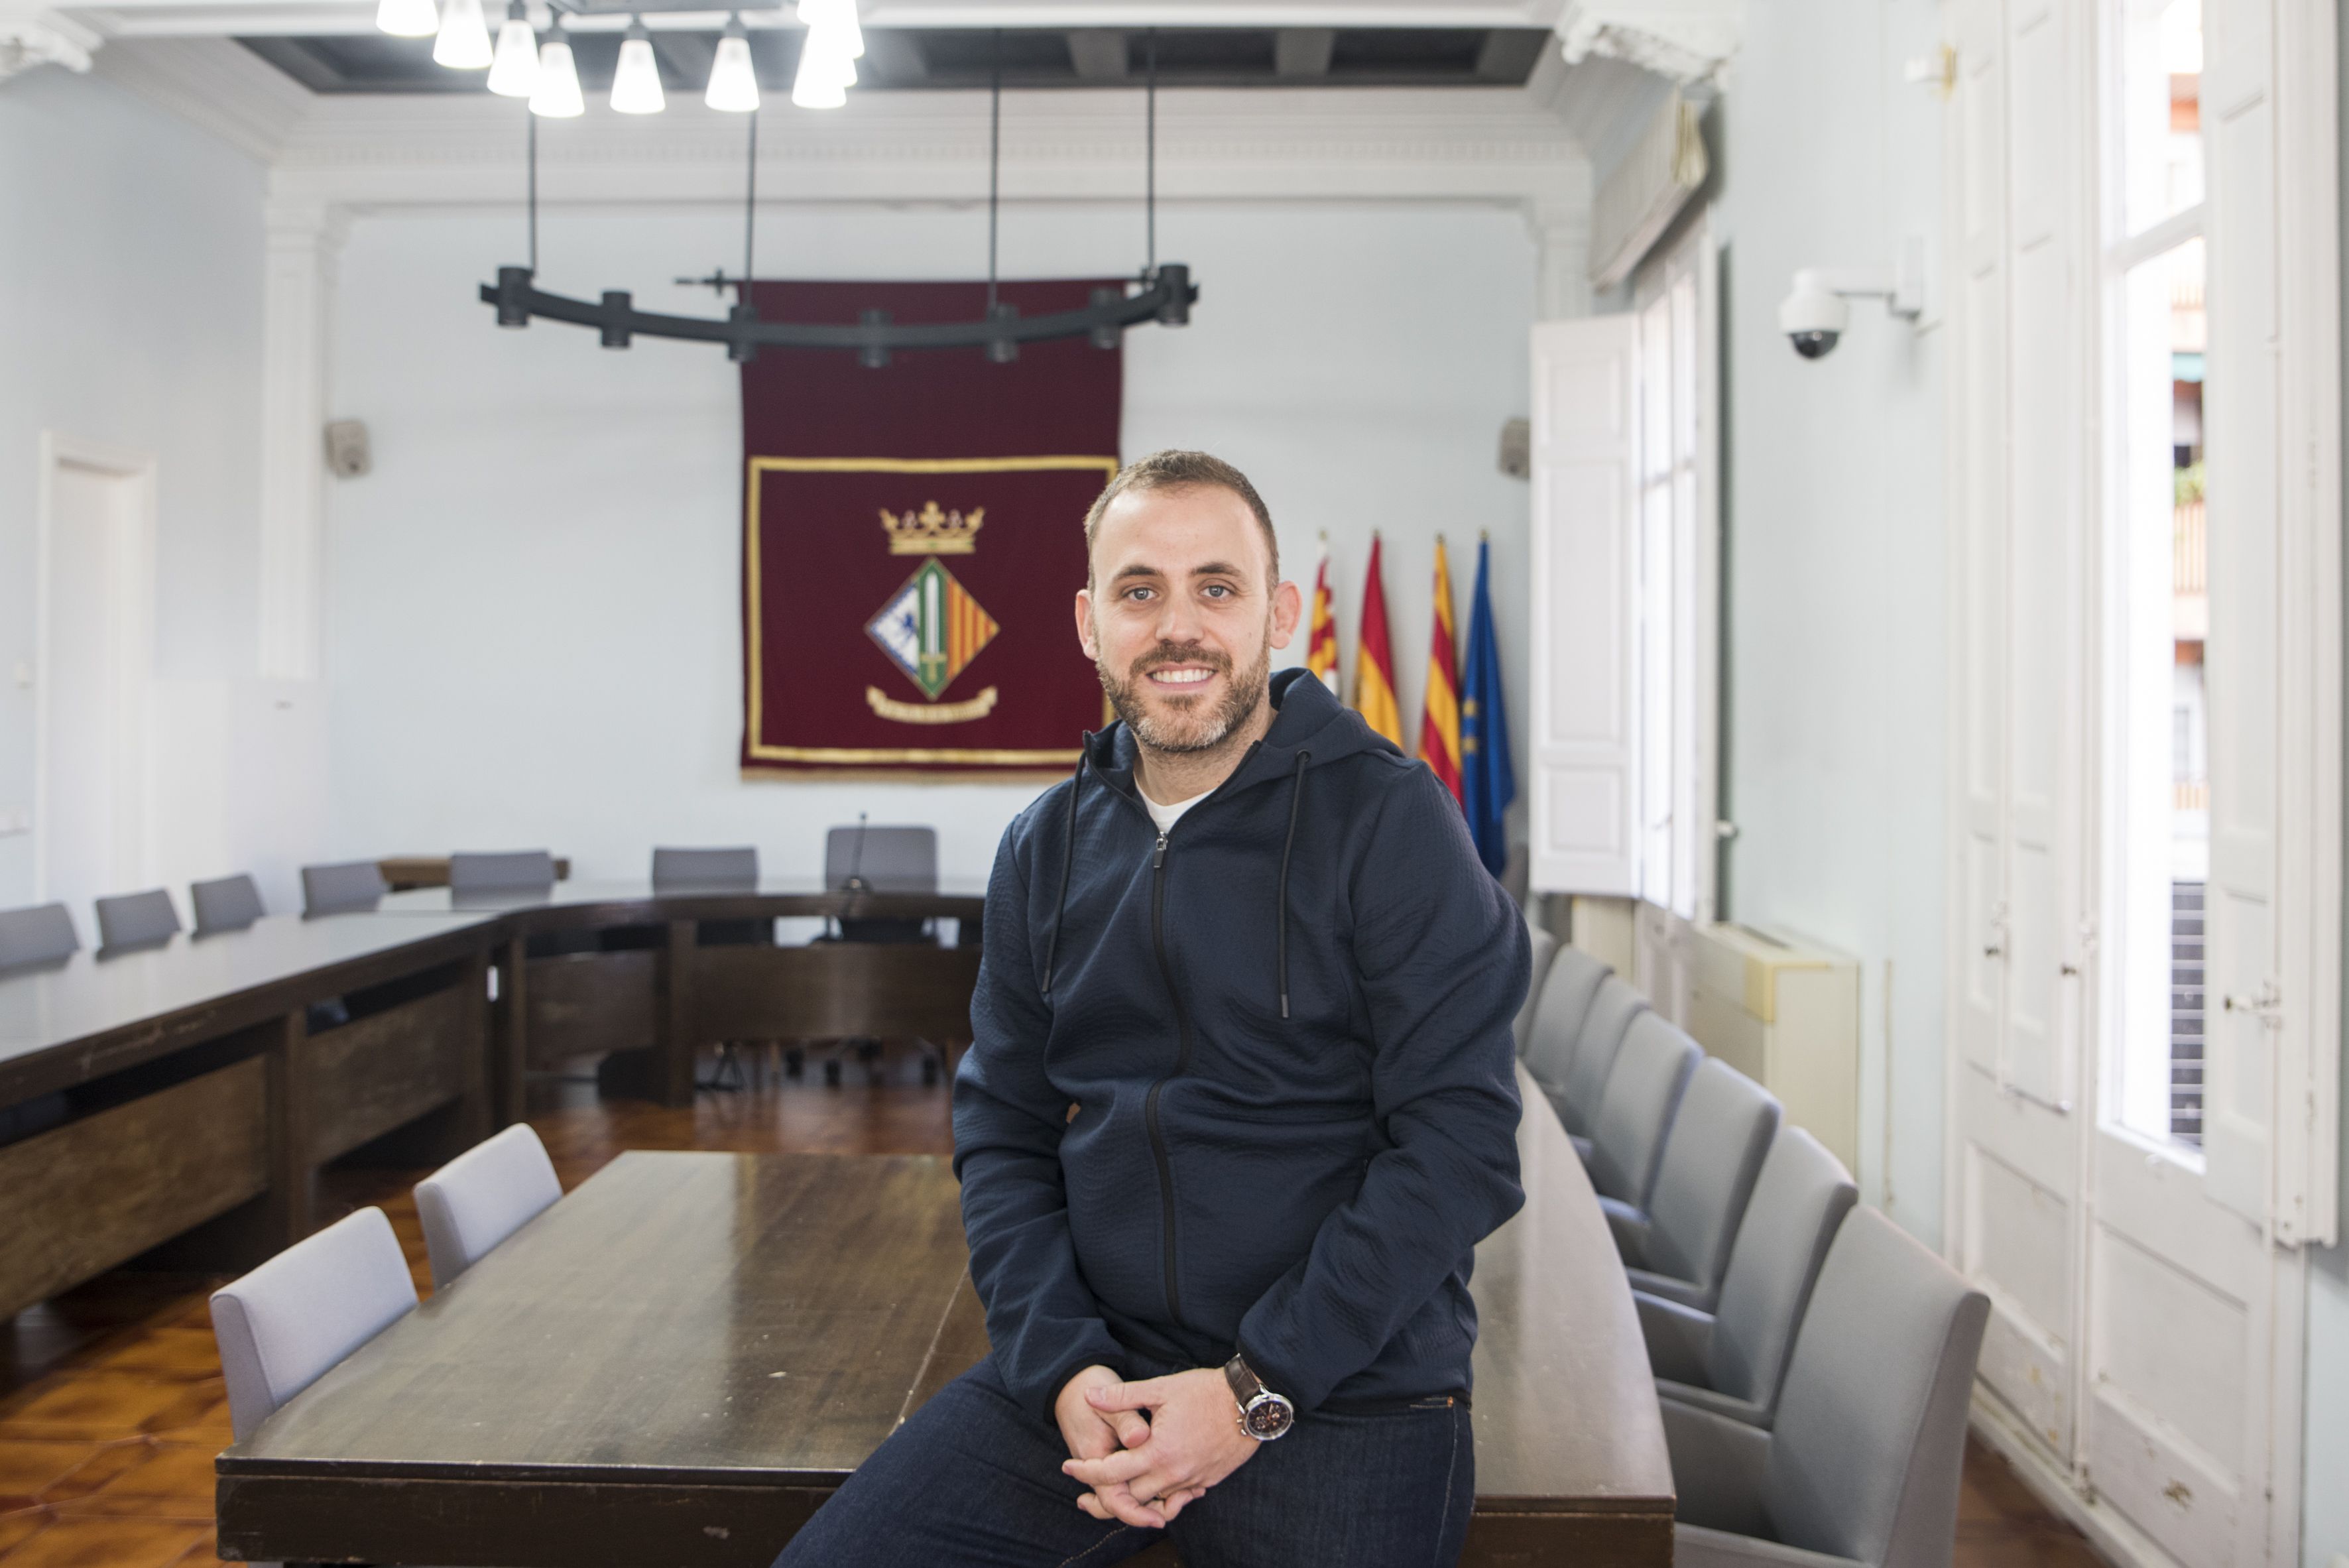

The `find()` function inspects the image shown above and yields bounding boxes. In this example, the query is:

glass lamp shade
[432,0,494,69]
[791,34,849,107]
[611,32,666,113]
[376,0,440,38]
[796,0,861,59]
[487,10,539,95]
[530,37,585,116]
[705,31,760,111]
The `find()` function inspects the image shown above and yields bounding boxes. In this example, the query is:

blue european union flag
[1459,537,1514,878]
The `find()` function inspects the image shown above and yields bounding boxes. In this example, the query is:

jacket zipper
[1143,829,1193,1325]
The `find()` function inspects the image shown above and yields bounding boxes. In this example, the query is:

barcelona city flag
[1353,534,1404,747]
[1306,535,1341,695]
[1417,538,1465,804]
[1461,534,1516,876]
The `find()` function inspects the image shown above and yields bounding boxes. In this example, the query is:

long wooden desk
[0,912,503,1321]
[216,1065,1673,1567]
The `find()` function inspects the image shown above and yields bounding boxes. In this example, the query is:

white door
[36,442,155,916]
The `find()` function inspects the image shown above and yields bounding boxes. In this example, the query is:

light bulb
[487,2,538,95]
[791,28,850,107]
[611,23,665,114]
[530,35,584,116]
[376,0,439,38]
[796,0,861,59]
[705,20,759,111]
[432,0,493,69]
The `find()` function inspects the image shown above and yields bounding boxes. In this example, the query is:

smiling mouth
[1145,667,1217,688]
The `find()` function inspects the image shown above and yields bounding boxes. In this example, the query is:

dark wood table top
[372,879,988,922]
[223,1064,1671,1519]
[0,912,501,1103]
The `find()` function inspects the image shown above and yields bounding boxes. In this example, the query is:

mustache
[1130,643,1233,681]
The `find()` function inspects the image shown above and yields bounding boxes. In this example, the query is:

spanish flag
[1417,538,1464,805]
[1353,534,1404,748]
[1307,535,1340,695]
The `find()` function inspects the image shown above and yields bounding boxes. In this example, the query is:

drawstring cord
[1276,751,1309,1019]
[1040,740,1089,995]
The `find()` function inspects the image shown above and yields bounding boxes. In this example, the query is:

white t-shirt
[1141,786,1211,836]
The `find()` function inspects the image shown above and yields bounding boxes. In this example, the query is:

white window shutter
[1529,316,1642,896]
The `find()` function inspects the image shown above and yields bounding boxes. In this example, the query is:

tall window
[2106,0,2206,1148]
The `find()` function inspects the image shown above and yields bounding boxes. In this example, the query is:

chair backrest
[1765,1207,1990,1568]
[1512,922,1559,1056]
[1559,973,1648,1136]
[1523,945,1613,1097]
[191,874,267,936]
[414,1124,564,1290]
[95,888,181,950]
[0,902,80,969]
[1640,1059,1782,1297]
[1707,1126,1859,1416]
[1588,1010,1700,1206]
[825,825,937,893]
[208,1206,418,1443]
[302,859,390,916]
[651,846,759,890]
[450,851,558,892]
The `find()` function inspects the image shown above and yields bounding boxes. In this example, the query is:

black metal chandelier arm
[482,265,1195,351]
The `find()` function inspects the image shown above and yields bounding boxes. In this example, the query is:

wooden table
[0,912,503,1321]
[216,1065,1673,1567]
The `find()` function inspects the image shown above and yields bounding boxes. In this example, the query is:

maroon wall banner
[740,279,1123,776]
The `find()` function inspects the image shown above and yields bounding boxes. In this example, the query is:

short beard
[1097,631,1272,756]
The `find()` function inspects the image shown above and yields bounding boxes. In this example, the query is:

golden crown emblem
[880,501,984,556]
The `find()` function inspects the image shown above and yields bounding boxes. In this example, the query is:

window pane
[1640,479,1674,908]
[1640,294,1672,483]
[1671,273,1698,466]
[2120,0,2202,235]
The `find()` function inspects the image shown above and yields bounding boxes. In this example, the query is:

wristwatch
[1223,1353,1295,1441]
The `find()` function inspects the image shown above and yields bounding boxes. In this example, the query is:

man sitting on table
[776,450,1528,1568]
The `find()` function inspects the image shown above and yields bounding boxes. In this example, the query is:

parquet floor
[0,1057,2105,1567]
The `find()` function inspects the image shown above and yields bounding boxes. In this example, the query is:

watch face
[1244,1396,1294,1439]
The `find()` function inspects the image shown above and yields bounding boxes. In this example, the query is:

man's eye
[1205,584,1232,599]
[1125,587,1154,602]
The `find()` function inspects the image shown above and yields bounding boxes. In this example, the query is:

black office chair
[808,825,943,1086]
[192,874,267,936]
[95,888,182,952]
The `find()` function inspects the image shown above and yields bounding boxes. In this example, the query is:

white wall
[322,199,1536,885]
[1707,0,1949,1242]
[0,66,267,914]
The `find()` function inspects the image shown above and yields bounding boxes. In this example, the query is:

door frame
[33,432,159,905]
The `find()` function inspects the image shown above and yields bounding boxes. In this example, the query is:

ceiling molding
[1554,0,1738,86]
[1,11,101,78]
[91,33,310,156]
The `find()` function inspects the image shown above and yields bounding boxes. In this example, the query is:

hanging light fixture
[487,0,538,95]
[705,14,759,112]
[791,19,853,107]
[798,0,861,62]
[432,0,494,69]
[530,25,584,117]
[376,0,440,38]
[610,17,666,114]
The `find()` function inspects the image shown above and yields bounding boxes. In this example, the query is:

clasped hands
[1052,1364,1262,1528]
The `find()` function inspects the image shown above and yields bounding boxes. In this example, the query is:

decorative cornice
[0,11,100,80]
[1555,0,1740,86]
[92,36,310,158]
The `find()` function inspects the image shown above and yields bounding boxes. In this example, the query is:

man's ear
[1267,577,1303,651]
[1073,587,1100,660]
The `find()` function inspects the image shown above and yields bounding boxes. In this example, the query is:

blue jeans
[774,1355,1475,1568]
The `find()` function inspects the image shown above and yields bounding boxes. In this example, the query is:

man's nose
[1154,591,1206,644]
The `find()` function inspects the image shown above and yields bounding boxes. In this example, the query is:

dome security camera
[1778,240,1927,361]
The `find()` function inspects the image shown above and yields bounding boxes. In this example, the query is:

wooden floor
[0,1056,2106,1568]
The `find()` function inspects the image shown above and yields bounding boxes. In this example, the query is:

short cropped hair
[1082,450,1279,584]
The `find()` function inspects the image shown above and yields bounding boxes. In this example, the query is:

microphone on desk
[843,811,871,894]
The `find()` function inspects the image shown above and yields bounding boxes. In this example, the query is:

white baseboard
[1968,1390,2187,1568]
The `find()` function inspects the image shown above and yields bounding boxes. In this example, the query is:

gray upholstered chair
[651,846,759,890]
[0,902,80,969]
[1639,1126,1859,1428]
[1606,1058,1782,1311]
[824,824,936,893]
[95,888,181,951]
[1667,1208,1990,1568]
[191,873,267,936]
[302,859,390,916]
[450,850,558,893]
[1587,1010,1700,1208]
[414,1124,564,1290]
[208,1206,418,1443]
[1512,922,1559,1056]
[1522,943,1612,1099]
[1559,971,1649,1147]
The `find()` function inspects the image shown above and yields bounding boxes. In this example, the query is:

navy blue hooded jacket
[951,666,1529,1424]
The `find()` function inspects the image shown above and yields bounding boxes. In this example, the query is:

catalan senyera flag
[1417,538,1464,805]
[1353,534,1405,748]
[1461,535,1516,876]
[1307,537,1341,695]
